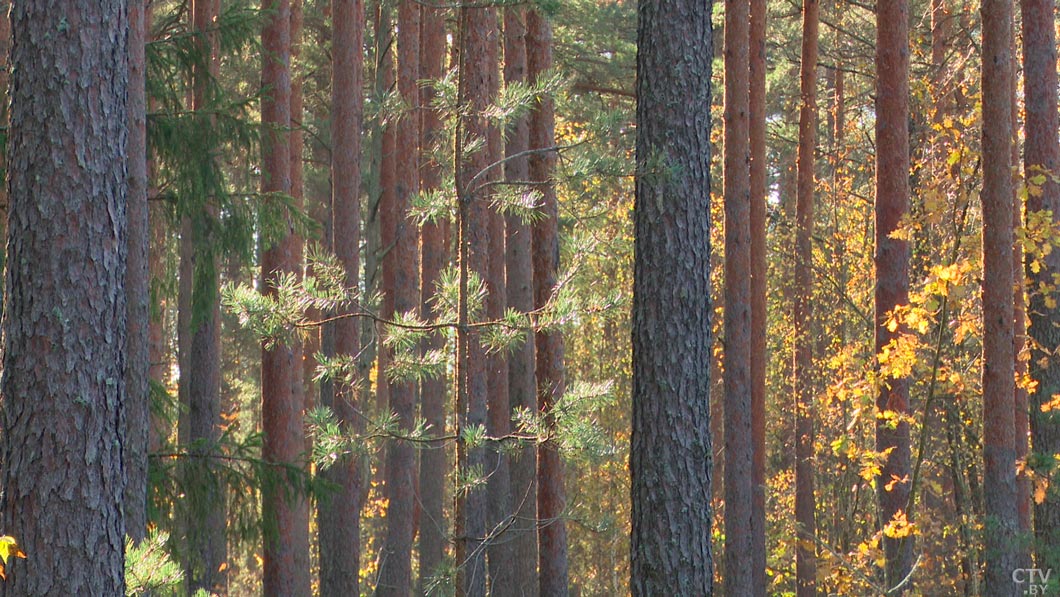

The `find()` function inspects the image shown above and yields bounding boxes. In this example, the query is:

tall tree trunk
[875,0,913,590]
[261,0,311,594]
[485,14,515,595]
[416,3,449,590]
[1022,0,1060,572]
[527,11,569,594]
[981,0,1019,590]
[749,0,768,591]
[794,0,819,593]
[630,0,714,592]
[125,0,150,545]
[376,0,419,592]
[318,0,365,594]
[723,0,753,593]
[503,7,539,595]
[1,0,127,592]
[456,5,493,595]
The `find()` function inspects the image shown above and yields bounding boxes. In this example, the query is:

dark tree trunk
[794,0,819,593]
[125,0,150,545]
[503,7,539,595]
[376,0,419,592]
[1,0,128,593]
[723,0,753,592]
[416,2,449,591]
[456,5,494,595]
[875,0,913,590]
[1022,0,1060,572]
[527,11,569,595]
[630,0,714,594]
[260,0,311,594]
[981,0,1019,591]
[318,0,365,594]
[749,0,768,590]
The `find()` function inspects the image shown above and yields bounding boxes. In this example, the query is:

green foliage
[125,532,183,596]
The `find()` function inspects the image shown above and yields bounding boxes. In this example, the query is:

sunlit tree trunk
[631,0,714,593]
[503,7,540,594]
[416,3,450,590]
[260,0,311,593]
[1,0,127,592]
[527,11,570,594]
[981,0,1019,590]
[794,0,819,593]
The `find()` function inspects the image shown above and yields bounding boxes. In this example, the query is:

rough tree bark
[981,0,1019,591]
[125,0,150,545]
[527,10,570,595]
[260,0,311,594]
[794,0,819,594]
[503,7,540,595]
[875,0,913,590]
[376,0,420,592]
[318,0,365,594]
[631,0,714,594]
[1,0,128,593]
[416,2,450,590]
[1022,0,1060,572]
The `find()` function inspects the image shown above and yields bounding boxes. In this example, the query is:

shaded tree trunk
[630,0,714,593]
[125,0,150,545]
[260,0,311,593]
[1021,0,1060,572]
[981,0,1019,591]
[527,10,569,594]
[317,0,365,594]
[503,7,540,595]
[794,0,819,593]
[376,0,420,592]
[875,0,913,590]
[1,0,128,592]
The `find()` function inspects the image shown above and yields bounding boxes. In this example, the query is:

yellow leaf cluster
[0,536,26,580]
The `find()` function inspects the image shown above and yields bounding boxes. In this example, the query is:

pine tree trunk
[456,5,494,595]
[503,8,540,595]
[125,0,150,545]
[875,0,913,590]
[377,0,420,592]
[1021,0,1060,573]
[318,1,365,594]
[794,0,819,593]
[527,11,569,595]
[416,3,450,590]
[1,1,128,592]
[749,0,768,591]
[630,0,714,593]
[261,0,311,593]
[981,0,1019,591]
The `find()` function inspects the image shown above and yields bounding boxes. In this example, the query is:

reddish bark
[416,3,450,590]
[794,0,819,593]
[527,10,569,595]
[377,0,420,592]
[875,0,913,590]
[261,0,311,593]
[723,0,753,593]
[749,0,768,590]
[503,7,540,594]
[981,0,1019,590]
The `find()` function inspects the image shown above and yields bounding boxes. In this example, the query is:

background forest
[0,0,1057,594]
